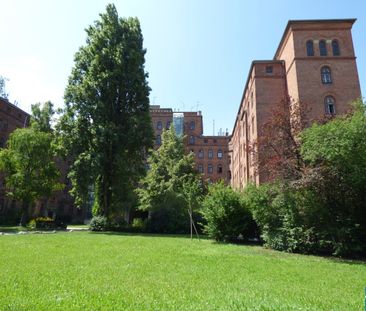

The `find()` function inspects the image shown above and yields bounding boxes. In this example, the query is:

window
[217,164,223,174]
[306,40,314,56]
[204,138,208,143]
[325,96,336,115]
[189,135,195,145]
[198,149,204,159]
[166,121,171,129]
[156,134,161,145]
[208,149,213,159]
[190,121,195,130]
[217,149,223,159]
[157,121,162,130]
[208,164,213,174]
[332,40,340,56]
[321,66,332,84]
[319,40,327,56]
[198,164,204,173]
[265,66,273,74]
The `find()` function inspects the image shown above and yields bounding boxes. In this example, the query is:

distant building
[150,105,230,183]
[229,19,362,189]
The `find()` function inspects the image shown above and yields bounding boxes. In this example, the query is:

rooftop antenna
[213,119,215,136]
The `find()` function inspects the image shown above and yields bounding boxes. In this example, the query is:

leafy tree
[201,181,256,242]
[58,4,153,219]
[31,101,55,133]
[0,128,63,226]
[246,101,366,256]
[252,99,308,182]
[0,75,9,99]
[138,126,202,233]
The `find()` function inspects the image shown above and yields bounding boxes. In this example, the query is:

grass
[0,232,365,310]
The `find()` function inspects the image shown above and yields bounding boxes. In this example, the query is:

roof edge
[274,18,357,60]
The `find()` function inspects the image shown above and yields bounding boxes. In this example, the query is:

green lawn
[0,232,365,310]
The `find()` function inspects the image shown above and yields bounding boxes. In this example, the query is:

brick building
[0,97,29,218]
[150,105,230,183]
[0,97,89,224]
[229,19,362,189]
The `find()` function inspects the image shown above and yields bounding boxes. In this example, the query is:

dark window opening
[321,66,332,84]
[325,96,336,115]
[306,40,314,56]
[189,121,195,130]
[189,135,195,145]
[265,66,273,74]
[332,40,340,56]
[157,121,162,130]
[319,40,327,56]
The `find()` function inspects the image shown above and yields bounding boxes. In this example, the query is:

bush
[244,181,366,257]
[27,217,56,230]
[201,182,256,242]
[145,191,190,234]
[89,216,108,231]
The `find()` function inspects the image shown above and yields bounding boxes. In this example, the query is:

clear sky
[0,0,365,134]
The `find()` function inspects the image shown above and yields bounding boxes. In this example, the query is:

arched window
[217,149,223,159]
[198,149,204,159]
[217,164,223,174]
[156,134,161,145]
[189,135,195,145]
[332,40,340,56]
[166,121,171,129]
[319,40,327,56]
[208,149,213,159]
[306,40,314,56]
[324,96,336,115]
[157,121,162,130]
[207,164,213,174]
[321,66,332,84]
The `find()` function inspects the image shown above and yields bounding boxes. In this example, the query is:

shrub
[89,216,108,231]
[201,182,256,242]
[27,217,56,230]
[145,191,190,234]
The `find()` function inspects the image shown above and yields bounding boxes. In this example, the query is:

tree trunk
[20,200,30,227]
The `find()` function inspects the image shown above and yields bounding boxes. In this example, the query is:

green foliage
[0,128,63,226]
[30,101,55,133]
[89,215,108,231]
[58,4,153,219]
[201,181,256,242]
[137,126,202,233]
[245,103,366,256]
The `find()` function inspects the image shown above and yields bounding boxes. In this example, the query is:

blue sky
[0,0,365,134]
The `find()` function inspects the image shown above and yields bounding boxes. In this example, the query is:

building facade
[150,105,230,183]
[230,19,362,189]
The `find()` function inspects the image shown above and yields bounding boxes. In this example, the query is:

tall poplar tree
[58,4,153,218]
